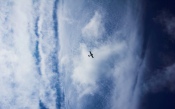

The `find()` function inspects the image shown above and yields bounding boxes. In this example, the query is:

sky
[0,0,175,109]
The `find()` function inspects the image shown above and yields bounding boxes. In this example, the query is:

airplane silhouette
[88,51,94,58]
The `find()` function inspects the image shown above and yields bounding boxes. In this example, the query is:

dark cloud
[156,11,175,40]
[143,63,175,93]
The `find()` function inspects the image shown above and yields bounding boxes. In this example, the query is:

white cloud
[0,1,40,108]
[71,42,127,98]
[58,0,144,109]
[82,11,105,39]
[0,0,59,109]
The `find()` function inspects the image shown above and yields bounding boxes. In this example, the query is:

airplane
[88,51,94,58]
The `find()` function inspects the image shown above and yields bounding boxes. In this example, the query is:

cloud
[143,63,175,93]
[0,0,59,109]
[82,11,105,39]
[71,42,127,98]
[58,0,144,109]
[156,11,175,39]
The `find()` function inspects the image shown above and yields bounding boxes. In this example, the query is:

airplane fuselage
[88,51,94,58]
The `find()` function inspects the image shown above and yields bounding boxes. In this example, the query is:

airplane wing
[90,51,92,55]
[89,51,94,58]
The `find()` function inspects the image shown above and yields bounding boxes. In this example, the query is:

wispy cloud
[58,0,144,109]
[82,11,105,39]
[143,63,175,93]
[156,11,175,39]
[0,0,59,109]
[71,42,127,98]
[0,1,40,108]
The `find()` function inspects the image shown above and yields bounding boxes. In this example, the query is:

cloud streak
[0,0,60,109]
